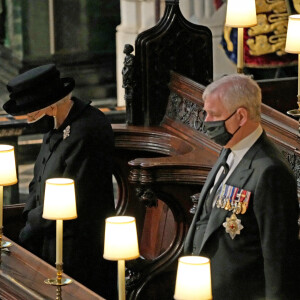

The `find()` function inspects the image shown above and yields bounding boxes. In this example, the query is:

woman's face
[26,105,55,123]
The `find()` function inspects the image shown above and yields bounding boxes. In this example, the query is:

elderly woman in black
[3,64,117,299]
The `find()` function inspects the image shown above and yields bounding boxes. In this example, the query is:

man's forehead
[204,93,222,107]
[204,94,231,114]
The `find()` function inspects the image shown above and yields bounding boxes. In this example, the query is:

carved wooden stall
[113,1,213,298]
[0,234,105,300]
[0,0,299,299]
[111,1,300,299]
[2,206,104,299]
[112,71,300,299]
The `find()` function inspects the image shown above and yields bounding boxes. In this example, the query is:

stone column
[5,0,24,61]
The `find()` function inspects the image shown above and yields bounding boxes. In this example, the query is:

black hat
[3,64,75,116]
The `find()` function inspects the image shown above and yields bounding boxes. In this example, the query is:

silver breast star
[223,213,244,239]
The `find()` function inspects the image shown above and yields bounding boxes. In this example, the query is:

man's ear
[237,107,248,126]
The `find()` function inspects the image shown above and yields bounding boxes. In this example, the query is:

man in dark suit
[3,64,117,299]
[184,74,299,299]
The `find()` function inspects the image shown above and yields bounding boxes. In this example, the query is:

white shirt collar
[212,125,263,207]
[229,124,263,167]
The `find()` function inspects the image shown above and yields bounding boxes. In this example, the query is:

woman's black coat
[19,97,117,298]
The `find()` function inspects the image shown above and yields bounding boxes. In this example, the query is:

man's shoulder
[252,134,295,175]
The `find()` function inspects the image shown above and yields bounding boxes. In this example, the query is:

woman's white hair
[55,92,72,107]
[203,74,262,122]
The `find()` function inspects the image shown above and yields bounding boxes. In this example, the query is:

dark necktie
[205,148,231,214]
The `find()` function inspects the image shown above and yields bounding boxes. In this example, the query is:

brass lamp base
[0,227,12,265]
[44,263,72,300]
[44,278,72,286]
[287,107,300,134]
[0,240,12,265]
[0,226,12,249]
[1,241,12,248]
[287,109,300,117]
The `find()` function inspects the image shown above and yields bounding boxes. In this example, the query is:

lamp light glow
[103,216,140,261]
[225,0,257,73]
[42,178,77,298]
[285,15,300,54]
[104,216,140,300]
[42,178,77,220]
[225,0,257,28]
[0,145,17,255]
[174,256,212,300]
[285,14,300,130]
[0,145,18,186]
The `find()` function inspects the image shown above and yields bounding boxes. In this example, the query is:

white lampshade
[174,256,212,300]
[285,15,300,53]
[42,178,77,220]
[225,0,257,28]
[0,145,18,186]
[103,216,140,261]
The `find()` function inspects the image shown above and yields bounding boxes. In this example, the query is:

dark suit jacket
[19,97,117,299]
[184,132,299,300]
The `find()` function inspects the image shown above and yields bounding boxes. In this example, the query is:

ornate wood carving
[166,92,206,132]
[282,150,300,186]
[2,1,300,299]
[135,186,158,208]
[0,236,104,300]
[122,44,136,125]
[112,70,300,299]
[131,0,213,126]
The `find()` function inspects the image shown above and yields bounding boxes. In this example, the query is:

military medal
[222,213,244,239]
[217,184,252,239]
[229,188,239,211]
[235,200,242,214]
[241,190,251,214]
[225,186,235,210]
[221,185,230,208]
[216,184,226,208]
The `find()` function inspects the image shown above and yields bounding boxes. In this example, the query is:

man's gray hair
[203,74,262,122]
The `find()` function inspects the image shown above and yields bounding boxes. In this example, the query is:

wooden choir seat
[0,235,104,300]
[2,71,299,300]
[111,1,300,298]
[1,1,299,299]
[112,70,300,299]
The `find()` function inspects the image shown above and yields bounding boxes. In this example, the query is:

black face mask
[28,115,55,134]
[203,110,240,146]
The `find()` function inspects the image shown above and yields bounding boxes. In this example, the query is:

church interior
[0,0,299,299]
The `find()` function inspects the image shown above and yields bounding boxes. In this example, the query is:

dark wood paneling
[0,236,105,300]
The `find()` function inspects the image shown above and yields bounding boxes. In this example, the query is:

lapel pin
[63,125,71,140]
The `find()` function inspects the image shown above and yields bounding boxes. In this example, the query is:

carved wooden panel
[0,236,104,300]
[111,70,300,299]
[131,0,213,126]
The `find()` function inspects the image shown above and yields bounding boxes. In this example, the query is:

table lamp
[174,256,212,300]
[285,14,300,131]
[103,216,140,300]
[0,145,18,261]
[42,178,77,300]
[225,0,257,73]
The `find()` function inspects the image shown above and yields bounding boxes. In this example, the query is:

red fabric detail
[214,0,223,10]
[244,28,298,68]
